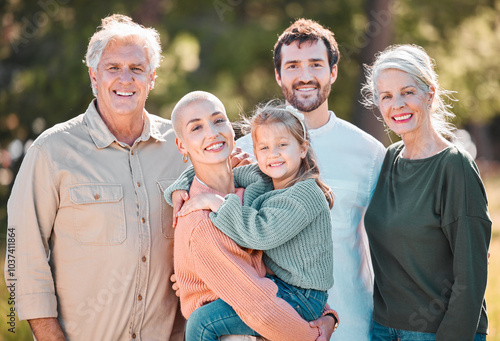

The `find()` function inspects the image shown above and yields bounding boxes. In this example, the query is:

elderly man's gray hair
[85,14,162,95]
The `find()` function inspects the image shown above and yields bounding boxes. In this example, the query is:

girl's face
[253,122,308,190]
[376,68,434,138]
[175,99,235,169]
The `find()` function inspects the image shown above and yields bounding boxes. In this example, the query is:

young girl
[166,101,336,340]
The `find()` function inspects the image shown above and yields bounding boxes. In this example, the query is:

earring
[182,154,189,163]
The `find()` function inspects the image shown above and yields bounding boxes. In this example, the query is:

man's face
[89,40,155,119]
[276,40,337,112]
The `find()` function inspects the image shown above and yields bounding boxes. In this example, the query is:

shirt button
[94,194,100,200]
[132,333,136,339]
[138,295,143,301]
[141,217,146,223]
[137,182,141,187]
[142,256,146,262]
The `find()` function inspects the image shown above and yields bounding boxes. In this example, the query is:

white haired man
[5,15,187,340]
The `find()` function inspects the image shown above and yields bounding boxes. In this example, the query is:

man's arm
[29,318,65,341]
[310,315,337,341]
[5,145,59,321]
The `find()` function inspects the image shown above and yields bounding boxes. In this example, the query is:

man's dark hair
[273,18,340,76]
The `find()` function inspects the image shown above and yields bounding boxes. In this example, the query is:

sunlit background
[1,0,499,339]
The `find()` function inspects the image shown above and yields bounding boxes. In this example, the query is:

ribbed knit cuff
[210,193,241,222]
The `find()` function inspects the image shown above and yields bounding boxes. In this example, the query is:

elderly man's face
[90,40,155,119]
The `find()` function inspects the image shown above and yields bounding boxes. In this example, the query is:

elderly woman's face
[90,40,155,119]
[376,68,433,137]
[176,99,235,168]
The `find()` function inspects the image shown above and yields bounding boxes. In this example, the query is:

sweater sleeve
[436,152,491,341]
[232,163,267,188]
[210,179,327,250]
[164,166,196,206]
[189,220,320,341]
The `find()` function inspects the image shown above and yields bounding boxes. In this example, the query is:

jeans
[371,321,487,341]
[185,275,328,341]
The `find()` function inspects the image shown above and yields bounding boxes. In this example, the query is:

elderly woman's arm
[436,153,491,341]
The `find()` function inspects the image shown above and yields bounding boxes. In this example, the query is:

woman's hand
[177,193,225,217]
[172,190,189,227]
[310,315,336,341]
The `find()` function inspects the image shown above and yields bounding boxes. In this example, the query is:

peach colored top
[174,178,320,341]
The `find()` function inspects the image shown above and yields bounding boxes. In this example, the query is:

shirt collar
[309,111,337,138]
[84,100,165,149]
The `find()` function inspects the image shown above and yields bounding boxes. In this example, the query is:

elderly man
[6,15,187,340]
[236,19,386,340]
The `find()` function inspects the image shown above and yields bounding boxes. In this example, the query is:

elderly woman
[168,91,335,341]
[361,44,491,341]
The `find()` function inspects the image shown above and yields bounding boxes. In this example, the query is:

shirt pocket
[156,179,176,239]
[69,184,126,245]
[329,180,360,229]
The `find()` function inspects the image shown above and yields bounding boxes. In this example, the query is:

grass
[0,175,499,340]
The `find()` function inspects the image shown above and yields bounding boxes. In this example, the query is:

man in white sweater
[236,18,386,341]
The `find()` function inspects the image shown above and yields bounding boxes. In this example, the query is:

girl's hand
[177,193,225,217]
[310,315,336,341]
[172,190,189,227]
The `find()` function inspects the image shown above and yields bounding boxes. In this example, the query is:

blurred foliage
[1,0,500,232]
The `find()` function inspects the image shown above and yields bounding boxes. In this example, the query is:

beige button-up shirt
[6,101,188,340]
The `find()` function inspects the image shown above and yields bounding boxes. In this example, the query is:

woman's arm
[438,216,490,340]
[189,219,320,341]
[436,154,491,340]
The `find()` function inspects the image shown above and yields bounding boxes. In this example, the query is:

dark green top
[365,141,491,341]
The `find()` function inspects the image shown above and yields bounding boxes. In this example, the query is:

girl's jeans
[185,275,328,341]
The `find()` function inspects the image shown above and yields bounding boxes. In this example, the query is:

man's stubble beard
[282,80,331,113]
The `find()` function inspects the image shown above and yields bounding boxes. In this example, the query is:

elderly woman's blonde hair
[85,14,162,95]
[361,44,456,138]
